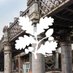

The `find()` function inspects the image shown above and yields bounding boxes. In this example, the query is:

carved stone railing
[39,0,72,17]
[8,18,23,41]
[0,18,23,50]
[21,0,72,18]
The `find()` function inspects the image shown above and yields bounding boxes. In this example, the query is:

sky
[0,0,27,39]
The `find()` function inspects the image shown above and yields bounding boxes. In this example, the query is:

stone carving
[39,0,69,16]
[8,18,23,41]
[3,26,9,47]
[3,26,8,33]
[27,0,34,6]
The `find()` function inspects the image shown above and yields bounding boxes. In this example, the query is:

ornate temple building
[0,0,73,73]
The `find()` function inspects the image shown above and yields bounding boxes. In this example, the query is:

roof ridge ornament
[3,26,8,33]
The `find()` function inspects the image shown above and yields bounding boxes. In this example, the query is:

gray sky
[0,0,27,39]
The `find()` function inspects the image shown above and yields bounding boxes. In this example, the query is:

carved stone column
[29,53,32,72]
[18,55,22,73]
[31,24,45,73]
[60,38,72,73]
[55,48,59,69]
[32,53,45,73]
[31,43,45,73]
[3,26,12,73]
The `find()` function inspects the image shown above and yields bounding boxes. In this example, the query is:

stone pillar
[31,25,45,73]
[32,53,45,73]
[29,53,32,72]
[18,56,22,73]
[3,26,12,73]
[4,43,12,73]
[60,41,72,73]
[55,49,59,69]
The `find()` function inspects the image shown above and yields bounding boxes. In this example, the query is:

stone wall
[46,71,61,73]
[0,72,3,73]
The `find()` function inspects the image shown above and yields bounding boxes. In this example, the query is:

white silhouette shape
[15,16,57,59]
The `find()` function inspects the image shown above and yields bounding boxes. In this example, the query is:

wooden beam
[54,15,73,22]
[66,8,73,13]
